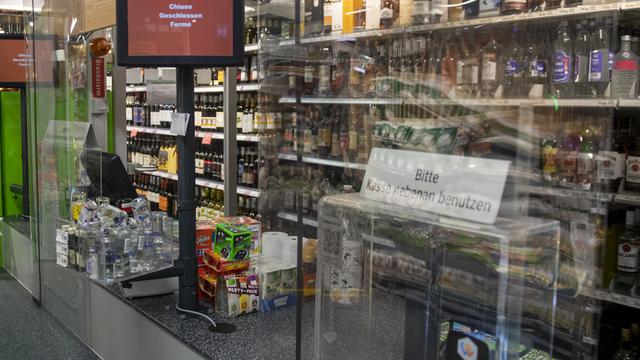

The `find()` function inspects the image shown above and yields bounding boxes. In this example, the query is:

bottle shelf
[277,153,367,170]
[579,287,640,310]
[126,126,261,142]
[126,83,261,94]
[142,170,261,198]
[277,211,318,228]
[523,184,640,207]
[194,83,261,93]
[279,1,631,47]
[278,96,640,108]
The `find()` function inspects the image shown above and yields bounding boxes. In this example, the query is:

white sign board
[361,149,510,224]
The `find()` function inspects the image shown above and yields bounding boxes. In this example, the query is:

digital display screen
[117,0,243,66]
[0,39,29,84]
[0,37,55,85]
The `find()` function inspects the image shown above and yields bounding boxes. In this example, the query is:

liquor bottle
[318,107,332,157]
[525,36,548,99]
[588,20,611,98]
[250,56,259,83]
[319,46,333,95]
[237,93,245,132]
[552,22,573,98]
[305,0,324,36]
[612,35,639,99]
[448,0,463,21]
[379,0,395,29]
[501,0,525,14]
[613,328,638,360]
[348,107,360,162]
[243,95,255,134]
[431,0,446,23]
[304,49,318,95]
[240,57,249,83]
[413,0,430,24]
[216,95,224,132]
[612,211,640,295]
[503,27,524,98]
[441,36,457,96]
[558,126,579,186]
[597,118,625,192]
[245,16,257,45]
[324,0,333,34]
[527,0,543,11]
[480,37,503,98]
[576,127,596,190]
[573,21,591,98]
[463,0,479,18]
[545,0,561,10]
[542,130,559,183]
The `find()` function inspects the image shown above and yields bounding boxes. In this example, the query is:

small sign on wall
[360,149,511,224]
[92,57,105,98]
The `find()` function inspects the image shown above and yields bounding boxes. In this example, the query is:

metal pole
[111,28,128,162]
[176,66,197,311]
[223,67,238,216]
[294,0,303,358]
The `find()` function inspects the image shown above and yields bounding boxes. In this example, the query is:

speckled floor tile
[0,269,99,360]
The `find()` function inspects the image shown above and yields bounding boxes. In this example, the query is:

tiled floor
[0,268,99,360]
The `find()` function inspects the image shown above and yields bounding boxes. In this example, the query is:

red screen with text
[127,0,234,57]
[0,39,28,83]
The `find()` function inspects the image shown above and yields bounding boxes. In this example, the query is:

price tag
[130,128,138,137]
[202,133,213,145]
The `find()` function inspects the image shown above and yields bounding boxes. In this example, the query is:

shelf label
[130,128,138,137]
[169,112,189,136]
[202,133,212,145]
[361,149,510,224]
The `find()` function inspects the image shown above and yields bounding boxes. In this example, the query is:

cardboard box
[56,252,68,267]
[215,273,259,317]
[196,224,214,266]
[213,223,252,262]
[215,216,262,255]
[203,250,250,274]
[260,293,297,313]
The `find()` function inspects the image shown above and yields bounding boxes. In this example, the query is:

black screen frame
[116,0,245,67]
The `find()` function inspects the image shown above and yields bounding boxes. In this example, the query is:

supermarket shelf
[142,170,261,198]
[126,83,261,94]
[127,126,174,136]
[278,96,636,108]
[522,185,615,202]
[125,85,147,93]
[278,153,367,170]
[126,126,261,142]
[277,211,318,228]
[579,287,640,310]
[283,2,629,46]
[244,43,259,53]
[614,192,640,206]
[523,184,640,207]
[194,83,261,93]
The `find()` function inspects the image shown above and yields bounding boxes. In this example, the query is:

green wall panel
[1,91,24,217]
[0,91,25,267]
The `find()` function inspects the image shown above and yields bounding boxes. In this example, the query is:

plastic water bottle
[140,230,157,271]
[87,246,99,280]
[131,197,151,226]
